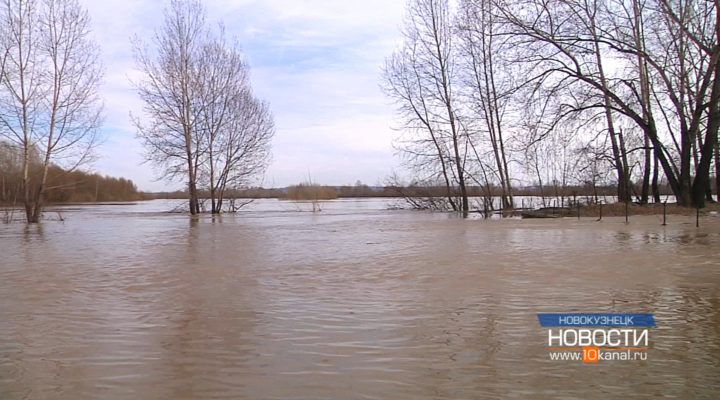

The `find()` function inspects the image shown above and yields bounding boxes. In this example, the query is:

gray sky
[81,0,407,191]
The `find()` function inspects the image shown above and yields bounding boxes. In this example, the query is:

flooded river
[1,199,719,399]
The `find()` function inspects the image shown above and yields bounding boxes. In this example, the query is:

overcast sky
[80,0,407,191]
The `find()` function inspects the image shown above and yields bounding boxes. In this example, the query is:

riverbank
[551,202,720,218]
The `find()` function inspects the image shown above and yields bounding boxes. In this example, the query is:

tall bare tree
[132,0,206,215]
[384,0,469,216]
[196,35,273,213]
[584,0,632,203]
[134,0,273,214]
[0,0,102,223]
[457,0,515,209]
[383,46,458,211]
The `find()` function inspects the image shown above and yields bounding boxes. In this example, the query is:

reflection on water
[1,199,720,399]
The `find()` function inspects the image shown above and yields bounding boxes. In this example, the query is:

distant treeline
[145,181,674,200]
[1,142,146,205]
[0,167,147,204]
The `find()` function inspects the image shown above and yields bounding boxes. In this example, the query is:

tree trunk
[691,103,719,207]
[188,181,199,214]
[22,146,33,223]
[430,131,457,211]
[633,0,653,205]
[590,18,630,203]
[715,137,720,203]
[646,118,687,205]
[30,163,51,224]
[455,146,469,217]
[691,123,718,208]
[691,39,720,208]
[640,135,651,204]
[618,129,631,202]
[652,150,661,203]
[427,0,467,216]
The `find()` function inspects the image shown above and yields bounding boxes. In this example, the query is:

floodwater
[1,198,719,399]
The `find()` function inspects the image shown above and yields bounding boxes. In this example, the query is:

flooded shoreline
[1,199,719,399]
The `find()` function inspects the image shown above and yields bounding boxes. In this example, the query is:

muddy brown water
[1,199,719,399]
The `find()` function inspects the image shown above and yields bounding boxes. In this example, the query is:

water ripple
[1,199,719,399]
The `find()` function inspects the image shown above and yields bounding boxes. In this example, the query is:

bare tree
[212,93,273,213]
[132,0,206,215]
[383,0,469,216]
[382,0,718,208]
[491,0,720,207]
[457,0,515,209]
[134,0,273,214]
[584,0,632,203]
[193,34,274,214]
[0,0,102,223]
[383,49,458,211]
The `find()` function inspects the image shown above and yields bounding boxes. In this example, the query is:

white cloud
[80,0,406,191]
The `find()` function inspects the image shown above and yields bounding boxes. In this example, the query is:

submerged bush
[283,183,338,201]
